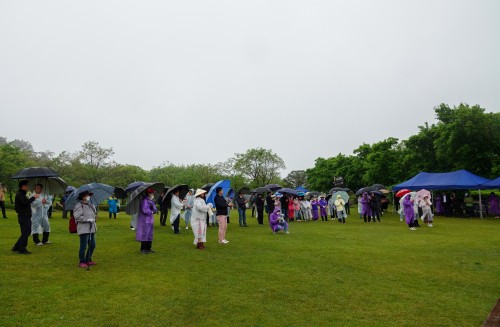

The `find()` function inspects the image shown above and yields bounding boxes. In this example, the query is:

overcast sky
[1,0,499,175]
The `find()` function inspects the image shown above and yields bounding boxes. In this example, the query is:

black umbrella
[124,181,146,193]
[371,184,386,191]
[236,187,251,195]
[201,183,215,192]
[252,187,272,194]
[162,184,189,210]
[265,184,281,191]
[126,182,165,215]
[114,187,127,199]
[11,167,59,179]
[329,187,344,194]
[355,186,376,196]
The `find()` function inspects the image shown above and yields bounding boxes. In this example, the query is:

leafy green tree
[283,170,307,188]
[0,143,28,202]
[77,141,114,182]
[233,148,286,188]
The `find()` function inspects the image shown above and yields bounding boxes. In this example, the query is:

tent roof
[480,176,500,189]
[393,170,491,191]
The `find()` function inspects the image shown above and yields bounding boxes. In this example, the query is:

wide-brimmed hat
[320,194,326,198]
[195,189,207,197]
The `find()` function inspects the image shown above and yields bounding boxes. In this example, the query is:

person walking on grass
[214,187,232,244]
[0,183,7,218]
[319,195,328,221]
[137,188,157,254]
[269,207,289,234]
[419,195,433,227]
[335,194,347,224]
[12,180,39,254]
[170,189,185,234]
[183,189,194,230]
[107,194,118,219]
[30,183,52,246]
[191,189,213,250]
[73,191,97,268]
[236,192,248,227]
[403,194,416,231]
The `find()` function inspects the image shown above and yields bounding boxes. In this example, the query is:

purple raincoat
[403,196,414,225]
[488,194,500,215]
[361,193,371,216]
[269,207,288,233]
[136,197,157,242]
[319,199,328,217]
[434,196,443,214]
[311,199,319,220]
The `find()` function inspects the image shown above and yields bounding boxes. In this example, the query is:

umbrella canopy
[226,188,235,199]
[125,182,165,215]
[206,180,231,207]
[265,184,281,191]
[355,186,376,196]
[65,185,76,193]
[124,181,146,193]
[295,186,309,193]
[162,184,190,210]
[277,188,299,196]
[416,189,431,201]
[400,192,418,206]
[64,183,115,210]
[308,191,321,198]
[236,187,251,195]
[395,189,411,198]
[252,187,272,194]
[201,183,215,192]
[371,184,386,190]
[333,191,350,204]
[114,187,128,199]
[28,177,68,195]
[11,167,59,179]
[329,187,344,194]
[368,190,384,197]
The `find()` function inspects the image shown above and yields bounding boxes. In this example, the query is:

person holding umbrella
[183,189,194,230]
[136,188,157,254]
[190,189,213,249]
[214,187,233,243]
[403,194,416,231]
[170,189,185,234]
[419,195,433,227]
[73,190,98,268]
[361,193,371,222]
[236,191,248,227]
[319,195,328,221]
[30,183,52,245]
[12,180,39,254]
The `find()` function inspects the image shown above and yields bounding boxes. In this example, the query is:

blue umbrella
[277,188,299,196]
[206,180,231,207]
[227,188,235,199]
[64,183,115,210]
[66,185,76,193]
[124,181,146,194]
[295,186,309,193]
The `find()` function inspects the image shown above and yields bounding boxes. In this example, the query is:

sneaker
[87,261,96,266]
[285,231,290,234]
[171,226,174,230]
[428,224,433,227]
[43,240,52,244]
[36,242,44,246]
[218,240,224,244]
[410,227,417,231]
[185,226,189,230]
[222,239,229,244]
[130,227,136,231]
[79,263,88,268]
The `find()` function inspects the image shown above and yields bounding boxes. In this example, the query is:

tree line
[1,103,499,200]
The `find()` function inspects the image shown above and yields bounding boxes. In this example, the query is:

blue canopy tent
[295,186,309,193]
[480,177,500,189]
[393,170,491,218]
[206,180,231,207]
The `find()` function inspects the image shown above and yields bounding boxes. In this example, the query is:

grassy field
[0,207,498,327]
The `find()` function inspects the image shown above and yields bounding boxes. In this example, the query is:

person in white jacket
[420,195,434,227]
[190,189,213,249]
[30,184,52,245]
[170,189,185,234]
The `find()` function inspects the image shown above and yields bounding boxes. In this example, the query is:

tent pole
[478,189,483,219]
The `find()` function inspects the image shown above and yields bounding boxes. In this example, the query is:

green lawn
[0,208,498,327]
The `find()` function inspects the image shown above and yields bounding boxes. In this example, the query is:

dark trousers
[47,206,52,218]
[33,232,50,244]
[14,215,31,251]
[160,210,168,226]
[257,208,264,224]
[109,212,116,219]
[0,201,6,218]
[141,241,152,251]
[79,233,96,263]
[172,214,180,233]
[62,210,68,218]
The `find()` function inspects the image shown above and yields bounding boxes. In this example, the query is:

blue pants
[238,208,247,225]
[79,233,96,263]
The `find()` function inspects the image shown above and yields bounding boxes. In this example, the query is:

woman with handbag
[73,191,97,268]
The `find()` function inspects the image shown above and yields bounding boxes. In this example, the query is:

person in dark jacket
[12,180,39,254]
[214,187,233,244]
[266,192,274,217]
[370,193,381,222]
[236,192,248,227]
[255,194,265,224]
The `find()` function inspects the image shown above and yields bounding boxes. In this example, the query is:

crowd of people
[7,180,500,268]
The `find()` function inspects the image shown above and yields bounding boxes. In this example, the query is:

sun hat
[195,189,207,197]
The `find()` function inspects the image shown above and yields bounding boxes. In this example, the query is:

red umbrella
[395,189,411,198]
